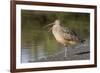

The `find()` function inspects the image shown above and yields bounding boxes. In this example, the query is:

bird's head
[43,19,60,28]
[43,19,61,32]
[54,19,60,25]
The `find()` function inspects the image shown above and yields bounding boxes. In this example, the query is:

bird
[45,19,84,57]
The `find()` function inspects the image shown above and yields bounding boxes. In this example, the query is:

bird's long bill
[43,22,54,28]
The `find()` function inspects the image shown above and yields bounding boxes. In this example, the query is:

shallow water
[21,40,90,63]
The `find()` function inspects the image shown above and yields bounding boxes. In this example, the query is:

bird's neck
[52,24,61,32]
[54,23,61,27]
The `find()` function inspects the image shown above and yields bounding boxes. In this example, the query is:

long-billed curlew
[45,19,84,57]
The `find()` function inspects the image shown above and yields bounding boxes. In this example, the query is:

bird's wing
[61,26,80,41]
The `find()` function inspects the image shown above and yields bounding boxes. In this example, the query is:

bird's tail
[80,39,85,43]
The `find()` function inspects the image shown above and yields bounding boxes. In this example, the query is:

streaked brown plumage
[51,20,81,46]
[46,19,84,57]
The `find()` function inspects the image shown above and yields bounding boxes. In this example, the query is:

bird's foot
[64,55,67,57]
[64,55,67,60]
[64,53,67,58]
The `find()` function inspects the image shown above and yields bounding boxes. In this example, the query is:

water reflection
[21,45,47,63]
[21,30,62,63]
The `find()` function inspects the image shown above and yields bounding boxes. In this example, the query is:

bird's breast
[52,26,66,45]
[52,25,78,45]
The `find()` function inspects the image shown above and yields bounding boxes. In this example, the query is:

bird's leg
[64,46,68,57]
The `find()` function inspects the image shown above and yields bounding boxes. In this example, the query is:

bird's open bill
[43,22,54,32]
[43,22,54,28]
